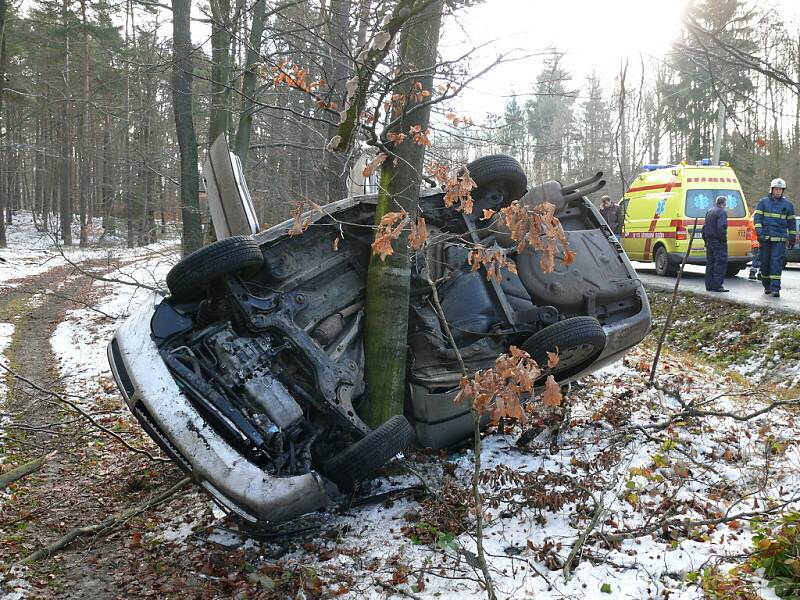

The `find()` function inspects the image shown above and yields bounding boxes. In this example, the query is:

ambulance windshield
[685,189,746,218]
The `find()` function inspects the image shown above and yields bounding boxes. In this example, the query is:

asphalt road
[634,262,800,315]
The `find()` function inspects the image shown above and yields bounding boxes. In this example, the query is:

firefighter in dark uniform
[703,195,729,292]
[753,177,797,298]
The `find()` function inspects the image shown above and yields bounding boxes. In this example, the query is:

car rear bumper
[107,293,328,525]
[667,252,752,266]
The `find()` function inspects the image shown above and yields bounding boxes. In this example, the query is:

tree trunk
[172,0,203,255]
[208,0,233,144]
[77,0,90,246]
[324,0,352,201]
[60,0,73,245]
[233,0,267,167]
[0,0,7,247]
[361,0,443,427]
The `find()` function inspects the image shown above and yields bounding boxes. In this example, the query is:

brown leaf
[362,153,388,178]
[542,375,562,406]
[409,216,428,250]
[546,350,560,370]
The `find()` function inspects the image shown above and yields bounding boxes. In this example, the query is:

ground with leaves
[0,214,798,599]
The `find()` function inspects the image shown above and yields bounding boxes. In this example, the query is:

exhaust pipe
[563,179,606,202]
[562,171,603,193]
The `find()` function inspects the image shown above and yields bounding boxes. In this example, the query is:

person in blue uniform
[753,178,797,298]
[702,195,729,292]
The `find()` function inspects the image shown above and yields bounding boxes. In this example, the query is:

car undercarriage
[108,144,651,527]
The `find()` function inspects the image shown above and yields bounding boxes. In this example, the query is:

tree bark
[172,0,203,255]
[324,0,352,201]
[208,0,233,144]
[59,0,73,245]
[233,0,267,167]
[0,0,7,247]
[361,0,443,427]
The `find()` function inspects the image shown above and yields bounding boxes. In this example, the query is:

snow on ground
[0,322,16,467]
[0,212,179,288]
[31,227,800,599]
[44,255,800,599]
[49,249,175,401]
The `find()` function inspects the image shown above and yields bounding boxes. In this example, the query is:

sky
[439,0,800,120]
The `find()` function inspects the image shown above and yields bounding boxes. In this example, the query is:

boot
[748,269,757,280]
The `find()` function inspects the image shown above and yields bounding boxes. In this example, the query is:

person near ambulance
[753,178,798,298]
[702,195,729,292]
[599,195,623,236]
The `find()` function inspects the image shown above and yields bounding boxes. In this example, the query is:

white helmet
[770,177,787,190]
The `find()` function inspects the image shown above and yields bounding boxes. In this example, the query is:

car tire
[726,264,742,277]
[166,235,264,302]
[465,155,528,205]
[323,415,416,489]
[521,316,607,379]
[654,245,677,277]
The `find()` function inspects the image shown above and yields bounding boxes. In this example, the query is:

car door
[204,135,260,239]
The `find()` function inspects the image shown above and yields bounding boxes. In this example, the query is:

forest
[2,1,800,599]
[0,0,798,252]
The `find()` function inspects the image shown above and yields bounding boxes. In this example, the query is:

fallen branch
[0,451,56,489]
[562,487,605,580]
[0,363,168,463]
[603,494,800,543]
[375,581,425,600]
[649,217,698,385]
[17,477,191,565]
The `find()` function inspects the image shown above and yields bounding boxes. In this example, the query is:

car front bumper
[107,292,328,526]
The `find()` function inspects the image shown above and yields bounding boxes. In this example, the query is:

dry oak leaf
[362,153,388,178]
[409,216,428,250]
[371,211,409,261]
[546,350,560,370]
[542,375,562,407]
[288,200,314,237]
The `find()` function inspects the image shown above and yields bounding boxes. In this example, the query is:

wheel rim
[655,249,666,273]
[554,343,597,371]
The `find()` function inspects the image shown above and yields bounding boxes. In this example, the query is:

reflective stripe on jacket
[753,195,797,241]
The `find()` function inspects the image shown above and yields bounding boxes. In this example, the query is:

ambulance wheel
[654,246,677,277]
[726,264,742,277]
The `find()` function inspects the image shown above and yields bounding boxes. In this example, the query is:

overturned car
[108,138,651,528]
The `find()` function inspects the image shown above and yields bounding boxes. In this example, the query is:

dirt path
[0,261,188,599]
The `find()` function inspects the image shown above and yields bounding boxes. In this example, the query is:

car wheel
[465,155,528,209]
[654,245,677,277]
[725,264,742,277]
[166,235,264,302]
[323,415,416,490]
[521,316,607,379]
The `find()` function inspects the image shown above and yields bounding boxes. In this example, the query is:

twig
[561,487,605,580]
[16,477,191,565]
[0,451,56,489]
[649,217,699,384]
[604,494,800,543]
[424,257,496,600]
[375,581,425,600]
[0,362,168,463]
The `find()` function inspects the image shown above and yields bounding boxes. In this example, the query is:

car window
[685,189,746,218]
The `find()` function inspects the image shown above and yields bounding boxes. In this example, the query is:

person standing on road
[753,178,797,298]
[702,195,729,292]
[599,195,623,236]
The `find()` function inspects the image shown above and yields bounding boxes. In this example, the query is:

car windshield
[685,189,746,218]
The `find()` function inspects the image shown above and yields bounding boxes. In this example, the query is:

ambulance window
[685,189,746,218]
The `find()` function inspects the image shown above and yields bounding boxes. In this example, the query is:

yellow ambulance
[619,161,753,276]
